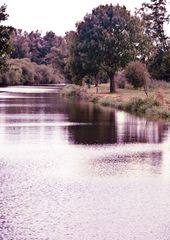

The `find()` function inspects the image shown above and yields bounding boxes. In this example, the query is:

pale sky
[2,0,170,36]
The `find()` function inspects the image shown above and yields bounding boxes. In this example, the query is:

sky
[2,0,170,36]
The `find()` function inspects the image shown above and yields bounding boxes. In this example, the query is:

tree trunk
[144,85,148,97]
[95,74,98,87]
[95,74,99,93]
[109,73,116,93]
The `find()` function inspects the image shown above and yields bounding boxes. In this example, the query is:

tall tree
[138,0,170,52]
[11,29,64,65]
[0,4,13,72]
[11,29,30,59]
[69,4,152,92]
[138,0,170,80]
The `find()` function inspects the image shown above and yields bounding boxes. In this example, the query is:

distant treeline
[11,30,64,65]
[1,20,72,85]
[0,58,65,86]
[6,29,70,85]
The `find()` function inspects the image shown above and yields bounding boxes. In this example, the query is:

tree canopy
[69,4,152,92]
[138,0,170,81]
[138,0,170,52]
[11,29,63,65]
[0,4,13,72]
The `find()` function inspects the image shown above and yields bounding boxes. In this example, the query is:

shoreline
[60,84,170,121]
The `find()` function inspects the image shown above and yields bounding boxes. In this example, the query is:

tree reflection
[66,102,166,145]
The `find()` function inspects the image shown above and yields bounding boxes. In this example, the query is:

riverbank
[61,84,170,121]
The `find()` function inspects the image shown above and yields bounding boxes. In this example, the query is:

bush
[123,96,162,115]
[125,61,150,93]
[0,58,63,86]
[60,84,81,97]
[145,106,170,119]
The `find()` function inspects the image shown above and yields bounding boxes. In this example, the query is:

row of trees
[11,29,65,65]
[0,1,170,89]
[0,4,68,85]
[0,58,62,86]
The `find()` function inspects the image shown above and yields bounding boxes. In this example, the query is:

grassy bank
[61,84,170,121]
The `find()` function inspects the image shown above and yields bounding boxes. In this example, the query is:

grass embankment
[61,84,170,120]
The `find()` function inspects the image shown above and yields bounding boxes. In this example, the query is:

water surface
[0,86,170,240]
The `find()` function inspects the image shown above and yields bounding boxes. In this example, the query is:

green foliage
[123,96,170,119]
[0,4,13,72]
[98,96,123,109]
[10,30,71,82]
[66,31,87,85]
[11,29,64,65]
[149,50,170,81]
[60,84,170,120]
[98,95,163,116]
[123,96,160,113]
[125,61,150,91]
[145,106,170,119]
[0,58,62,86]
[138,0,169,52]
[69,4,152,92]
[60,84,81,97]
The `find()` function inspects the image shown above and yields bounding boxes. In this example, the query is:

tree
[46,36,67,73]
[11,29,30,59]
[70,4,152,92]
[64,31,84,85]
[138,0,170,52]
[149,50,170,81]
[11,30,63,65]
[138,0,170,80]
[0,4,13,72]
[125,61,150,95]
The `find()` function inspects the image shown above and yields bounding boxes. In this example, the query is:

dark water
[0,86,170,240]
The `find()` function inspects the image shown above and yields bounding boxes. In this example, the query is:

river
[0,86,170,240]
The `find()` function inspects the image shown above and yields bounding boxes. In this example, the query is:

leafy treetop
[0,4,13,72]
[69,4,153,92]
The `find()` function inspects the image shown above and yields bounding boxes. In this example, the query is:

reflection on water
[67,105,165,144]
[0,86,170,240]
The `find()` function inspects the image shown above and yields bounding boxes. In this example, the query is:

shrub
[60,84,81,97]
[145,106,170,119]
[125,61,150,94]
[98,96,123,109]
[0,58,63,86]
[123,96,162,115]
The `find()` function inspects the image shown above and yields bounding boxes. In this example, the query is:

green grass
[98,96,123,109]
[122,97,170,119]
